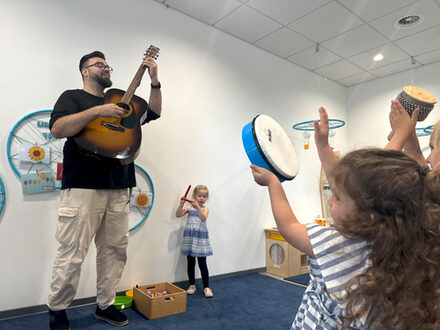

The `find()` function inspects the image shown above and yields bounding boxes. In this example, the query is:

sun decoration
[135,193,150,208]
[28,146,45,161]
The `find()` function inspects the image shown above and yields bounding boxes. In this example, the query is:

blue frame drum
[242,114,299,182]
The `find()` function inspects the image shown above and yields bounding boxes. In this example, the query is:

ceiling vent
[394,15,423,29]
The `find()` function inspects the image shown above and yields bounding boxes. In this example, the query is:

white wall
[0,0,348,311]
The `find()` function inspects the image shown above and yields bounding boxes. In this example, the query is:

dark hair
[79,51,106,72]
[330,148,440,329]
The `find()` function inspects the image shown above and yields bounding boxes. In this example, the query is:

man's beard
[91,71,112,88]
[96,75,112,88]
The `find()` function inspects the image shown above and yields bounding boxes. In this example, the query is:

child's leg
[187,256,196,285]
[197,257,209,288]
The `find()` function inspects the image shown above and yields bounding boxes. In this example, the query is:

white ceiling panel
[157,0,440,86]
[394,25,440,56]
[214,4,281,42]
[369,0,440,41]
[337,0,420,22]
[314,60,364,80]
[337,72,378,87]
[255,27,314,58]
[164,0,243,25]
[288,2,364,43]
[321,25,388,58]
[414,48,440,65]
[246,0,331,25]
[370,58,421,77]
[287,46,341,70]
[348,44,409,70]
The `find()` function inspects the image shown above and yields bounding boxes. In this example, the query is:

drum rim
[251,115,293,181]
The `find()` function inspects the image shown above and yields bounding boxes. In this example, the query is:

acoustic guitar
[75,45,160,164]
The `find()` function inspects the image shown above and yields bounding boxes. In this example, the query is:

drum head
[253,115,299,180]
[403,86,437,105]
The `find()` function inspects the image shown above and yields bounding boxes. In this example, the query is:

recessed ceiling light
[373,53,384,62]
[394,15,423,29]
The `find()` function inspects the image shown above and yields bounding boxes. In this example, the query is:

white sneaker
[186,285,196,294]
[204,287,213,298]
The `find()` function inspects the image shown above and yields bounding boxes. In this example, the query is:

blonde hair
[192,185,209,199]
[431,120,440,148]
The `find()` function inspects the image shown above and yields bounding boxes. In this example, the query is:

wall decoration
[129,164,155,232]
[0,175,5,215]
[292,119,345,149]
[7,110,65,190]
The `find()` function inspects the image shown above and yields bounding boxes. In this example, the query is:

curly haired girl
[251,107,440,329]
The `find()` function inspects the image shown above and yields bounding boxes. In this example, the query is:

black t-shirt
[49,89,159,189]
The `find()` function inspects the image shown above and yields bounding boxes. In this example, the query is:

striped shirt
[291,224,372,330]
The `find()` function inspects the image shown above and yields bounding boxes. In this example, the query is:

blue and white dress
[182,206,213,257]
[292,224,372,330]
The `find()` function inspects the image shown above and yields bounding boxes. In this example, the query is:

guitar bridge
[100,121,125,132]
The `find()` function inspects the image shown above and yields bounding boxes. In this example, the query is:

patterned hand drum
[396,86,437,121]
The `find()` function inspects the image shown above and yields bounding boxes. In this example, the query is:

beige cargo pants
[48,188,130,310]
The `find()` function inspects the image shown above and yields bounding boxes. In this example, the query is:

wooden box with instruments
[264,228,308,278]
[75,45,160,164]
[133,282,186,319]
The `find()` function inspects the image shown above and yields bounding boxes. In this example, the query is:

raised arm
[314,107,338,180]
[251,165,313,256]
[143,56,162,116]
[175,200,190,218]
[385,101,427,165]
[385,100,418,150]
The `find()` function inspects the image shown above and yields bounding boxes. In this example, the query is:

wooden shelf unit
[264,228,308,277]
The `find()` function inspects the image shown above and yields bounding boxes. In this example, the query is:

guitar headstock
[145,45,160,60]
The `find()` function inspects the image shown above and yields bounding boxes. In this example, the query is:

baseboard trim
[0,267,265,321]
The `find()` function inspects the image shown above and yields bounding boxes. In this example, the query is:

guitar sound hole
[117,102,130,114]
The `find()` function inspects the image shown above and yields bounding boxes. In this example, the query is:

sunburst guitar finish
[74,89,148,164]
[74,45,160,164]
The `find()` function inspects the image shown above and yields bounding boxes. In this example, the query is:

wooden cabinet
[264,228,308,277]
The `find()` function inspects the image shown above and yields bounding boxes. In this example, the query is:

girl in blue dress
[176,185,213,298]
[251,107,440,329]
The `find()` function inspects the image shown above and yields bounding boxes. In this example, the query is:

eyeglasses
[85,62,113,73]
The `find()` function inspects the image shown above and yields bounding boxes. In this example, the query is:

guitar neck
[120,64,147,105]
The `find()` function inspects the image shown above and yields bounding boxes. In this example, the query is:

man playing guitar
[47,49,161,329]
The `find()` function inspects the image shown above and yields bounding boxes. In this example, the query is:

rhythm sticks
[181,185,195,203]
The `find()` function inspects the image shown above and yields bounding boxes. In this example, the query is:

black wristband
[151,82,161,89]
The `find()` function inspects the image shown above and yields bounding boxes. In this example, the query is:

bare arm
[385,100,419,151]
[403,131,428,166]
[191,203,209,222]
[50,103,125,139]
[314,107,338,180]
[175,200,190,218]
[143,57,162,116]
[251,165,313,256]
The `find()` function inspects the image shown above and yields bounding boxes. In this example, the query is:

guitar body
[74,88,148,164]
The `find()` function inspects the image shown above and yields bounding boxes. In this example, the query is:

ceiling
[154,0,440,87]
